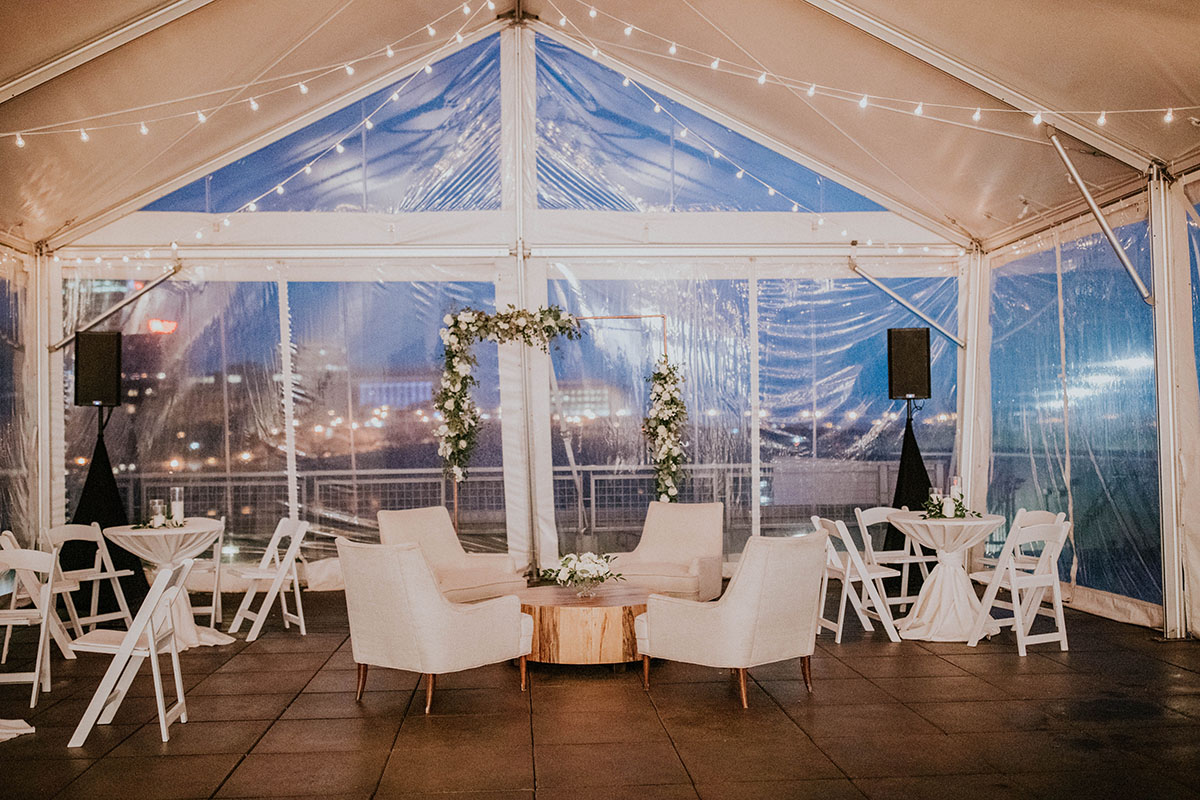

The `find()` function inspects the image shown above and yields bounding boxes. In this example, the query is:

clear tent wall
[30,27,1197,631]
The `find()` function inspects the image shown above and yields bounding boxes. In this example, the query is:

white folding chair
[44,523,134,635]
[975,509,1067,576]
[812,516,901,643]
[0,543,58,707]
[854,506,937,610]
[188,517,225,628]
[0,531,77,664]
[227,518,309,642]
[968,519,1071,656]
[68,561,193,747]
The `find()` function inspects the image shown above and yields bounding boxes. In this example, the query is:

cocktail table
[518,584,649,664]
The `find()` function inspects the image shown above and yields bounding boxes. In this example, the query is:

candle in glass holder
[169,486,185,523]
[149,498,166,528]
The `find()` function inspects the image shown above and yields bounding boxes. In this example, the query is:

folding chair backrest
[256,519,309,570]
[0,546,56,577]
[853,506,903,559]
[45,523,103,546]
[812,516,871,577]
[1010,521,1071,576]
[1008,509,1067,559]
[118,566,175,648]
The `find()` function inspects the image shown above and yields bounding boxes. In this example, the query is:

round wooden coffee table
[518,584,649,664]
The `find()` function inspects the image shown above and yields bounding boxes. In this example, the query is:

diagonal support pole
[1047,129,1153,305]
[849,259,964,349]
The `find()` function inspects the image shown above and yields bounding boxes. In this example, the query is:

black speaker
[74,331,122,407]
[887,327,931,400]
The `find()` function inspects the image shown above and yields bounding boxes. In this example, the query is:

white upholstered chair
[609,501,724,602]
[377,506,526,603]
[336,538,533,713]
[635,533,827,708]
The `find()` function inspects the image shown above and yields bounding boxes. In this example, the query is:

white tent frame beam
[44,19,506,251]
[0,0,217,105]
[531,22,971,248]
[799,0,1153,172]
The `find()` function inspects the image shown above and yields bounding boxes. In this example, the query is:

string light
[364,119,374,129]
[275,185,285,194]
[791,202,799,212]
[248,97,259,111]
[625,25,633,36]
[653,103,661,113]
[487,0,495,8]
[807,84,816,97]
[456,32,463,43]
[304,164,313,174]
[298,82,309,94]
[735,169,744,178]
[678,128,687,138]
[79,129,89,142]
[196,110,207,123]
[195,230,203,239]
[15,133,24,147]
[757,72,767,85]
[1097,110,1107,126]
[344,64,355,76]
[1031,111,1042,125]
[462,3,470,14]
[222,217,231,226]
[427,24,436,35]
[817,216,825,226]
[386,45,394,58]
[668,42,677,55]
[335,142,346,153]
[559,15,567,25]
[972,107,981,122]
[247,202,257,211]
[170,241,178,250]
[1165,107,1175,123]
[424,64,433,74]
[914,102,924,116]
[622,76,630,87]
[710,57,720,69]
[588,6,597,18]
[858,94,869,109]
[767,186,776,196]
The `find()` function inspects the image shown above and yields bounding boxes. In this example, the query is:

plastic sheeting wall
[535,35,883,214]
[758,277,958,534]
[0,255,27,543]
[145,35,502,214]
[989,214,1161,607]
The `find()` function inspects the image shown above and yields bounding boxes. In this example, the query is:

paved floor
[1,592,1199,799]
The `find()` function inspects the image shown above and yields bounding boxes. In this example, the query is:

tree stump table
[518,584,650,664]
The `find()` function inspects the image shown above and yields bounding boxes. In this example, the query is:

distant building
[357,379,434,410]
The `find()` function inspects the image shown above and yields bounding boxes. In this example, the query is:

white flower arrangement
[643,356,688,502]
[540,551,623,597]
[436,304,581,483]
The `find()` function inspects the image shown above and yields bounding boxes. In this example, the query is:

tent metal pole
[849,259,964,349]
[48,262,182,352]
[1047,130,1153,305]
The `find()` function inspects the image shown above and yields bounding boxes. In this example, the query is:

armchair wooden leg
[519,656,527,692]
[801,656,813,693]
[641,655,650,691]
[424,673,435,714]
[736,668,749,709]
[355,663,368,702]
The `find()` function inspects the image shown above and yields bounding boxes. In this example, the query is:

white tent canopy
[1,1,1198,639]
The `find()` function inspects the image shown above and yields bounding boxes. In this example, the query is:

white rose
[659,493,670,502]
[443,314,453,325]
[455,362,471,376]
[657,425,667,436]
[668,486,678,496]
[458,440,467,449]
[516,316,527,327]
[444,399,455,411]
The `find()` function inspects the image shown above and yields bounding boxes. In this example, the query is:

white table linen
[887,511,1005,642]
[104,520,234,649]
[0,719,34,742]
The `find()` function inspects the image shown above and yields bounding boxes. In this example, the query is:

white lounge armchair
[635,533,827,708]
[336,538,533,713]
[377,506,526,603]
[609,501,724,602]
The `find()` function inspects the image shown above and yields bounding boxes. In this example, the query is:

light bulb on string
[386,45,394,58]
[712,148,720,158]
[247,201,257,211]
[424,64,433,74]
[427,25,436,36]
[299,82,309,94]
[558,15,566,26]
[735,169,744,178]
[840,229,848,237]
[1097,111,1107,126]
[249,97,259,111]
[139,122,149,135]
[1165,108,1175,123]
[365,119,374,130]
[122,255,130,262]
[143,250,151,258]
[1031,111,1042,125]
[79,129,89,142]
[195,230,203,240]
[487,0,495,9]
[304,164,313,174]
[914,102,924,116]
[196,110,207,123]
[858,94,868,109]
[757,72,767,85]
[678,128,687,138]
[622,76,630,87]
[971,107,981,122]
[624,25,633,36]
[275,185,285,195]
[653,103,661,113]
[866,238,873,246]
[591,46,599,57]
[710,57,719,69]
[222,217,231,227]
[817,216,825,226]
[806,84,816,97]
[344,64,355,76]
[462,3,470,14]
[456,32,463,42]
[922,246,930,252]
[15,133,25,148]
[170,241,178,250]
[897,245,904,254]
[589,6,597,18]
[792,202,799,211]
[335,142,346,153]
[767,186,776,196]
[668,42,677,55]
